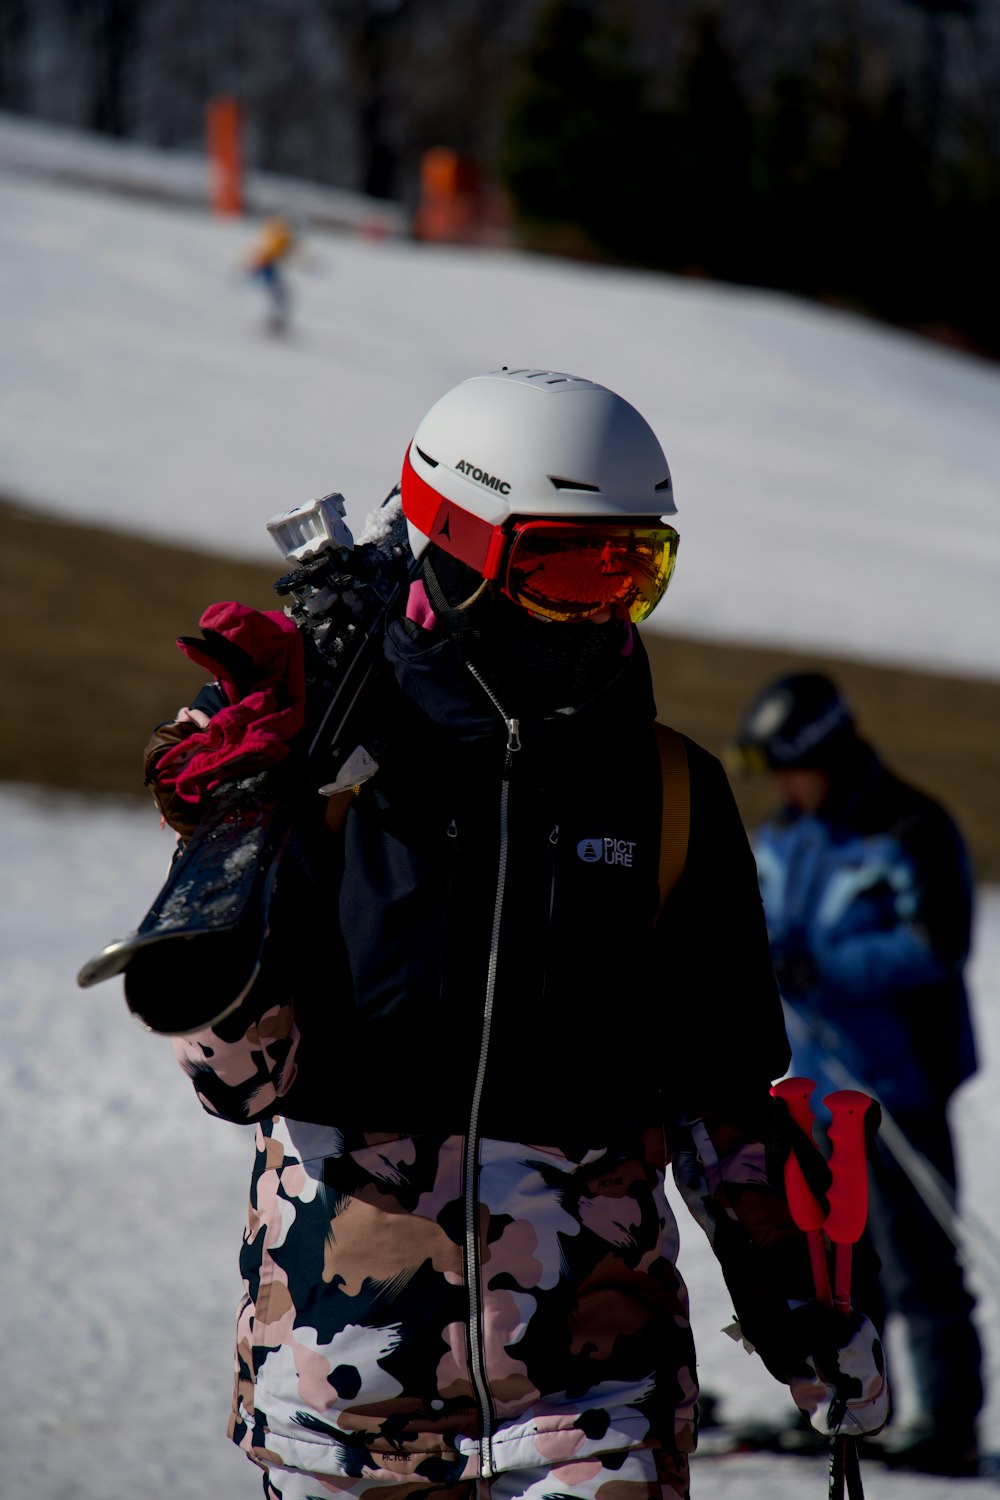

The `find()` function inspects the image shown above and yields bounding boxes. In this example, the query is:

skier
[151,370,889,1500]
[730,670,983,1478]
[244,213,297,334]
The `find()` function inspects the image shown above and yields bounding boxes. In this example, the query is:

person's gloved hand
[154,603,306,807]
[786,1303,889,1437]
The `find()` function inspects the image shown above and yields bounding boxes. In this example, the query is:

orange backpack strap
[324,787,357,834]
[653,722,690,915]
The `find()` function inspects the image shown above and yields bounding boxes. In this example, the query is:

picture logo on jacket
[577,837,636,867]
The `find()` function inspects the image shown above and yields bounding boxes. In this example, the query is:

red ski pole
[771,1076,833,1305]
[825,1090,878,1310]
[770,1079,877,1500]
[824,1090,880,1500]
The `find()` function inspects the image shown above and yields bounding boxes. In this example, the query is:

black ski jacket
[183,620,790,1142]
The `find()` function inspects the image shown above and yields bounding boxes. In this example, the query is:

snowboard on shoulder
[76,772,292,1034]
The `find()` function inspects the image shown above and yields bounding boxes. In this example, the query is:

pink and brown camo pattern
[226,1119,699,1488]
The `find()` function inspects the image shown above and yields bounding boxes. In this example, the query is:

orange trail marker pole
[206,95,243,217]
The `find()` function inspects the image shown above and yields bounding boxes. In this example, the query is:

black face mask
[422,545,629,716]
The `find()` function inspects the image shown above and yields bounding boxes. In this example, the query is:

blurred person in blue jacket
[730,671,983,1478]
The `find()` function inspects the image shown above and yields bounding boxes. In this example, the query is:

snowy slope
[2,168,999,679]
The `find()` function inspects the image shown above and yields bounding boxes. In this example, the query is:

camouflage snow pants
[261,1446,691,1500]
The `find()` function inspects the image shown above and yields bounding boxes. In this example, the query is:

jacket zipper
[461,660,520,1478]
[439,818,459,1008]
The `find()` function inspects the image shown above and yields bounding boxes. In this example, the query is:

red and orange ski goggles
[403,453,679,624]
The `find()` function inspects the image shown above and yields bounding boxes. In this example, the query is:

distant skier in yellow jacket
[244,215,296,335]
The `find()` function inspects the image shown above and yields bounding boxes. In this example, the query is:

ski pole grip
[825,1089,877,1312]
[771,1077,826,1230]
[823,1091,875,1246]
[771,1077,832,1305]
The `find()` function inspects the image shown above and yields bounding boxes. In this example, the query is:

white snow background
[0,124,998,1497]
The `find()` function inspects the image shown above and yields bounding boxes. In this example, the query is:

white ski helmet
[400,367,675,565]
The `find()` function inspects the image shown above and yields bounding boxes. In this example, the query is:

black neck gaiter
[422,545,630,717]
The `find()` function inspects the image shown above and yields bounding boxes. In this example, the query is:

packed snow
[1,135,999,1497]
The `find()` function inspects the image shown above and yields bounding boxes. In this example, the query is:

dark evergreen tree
[499,0,668,264]
[658,9,754,279]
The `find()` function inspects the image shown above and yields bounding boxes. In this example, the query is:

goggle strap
[421,553,492,625]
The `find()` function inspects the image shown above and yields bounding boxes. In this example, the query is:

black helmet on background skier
[730,671,858,776]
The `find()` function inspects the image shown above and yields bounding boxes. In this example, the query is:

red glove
[154,602,306,804]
